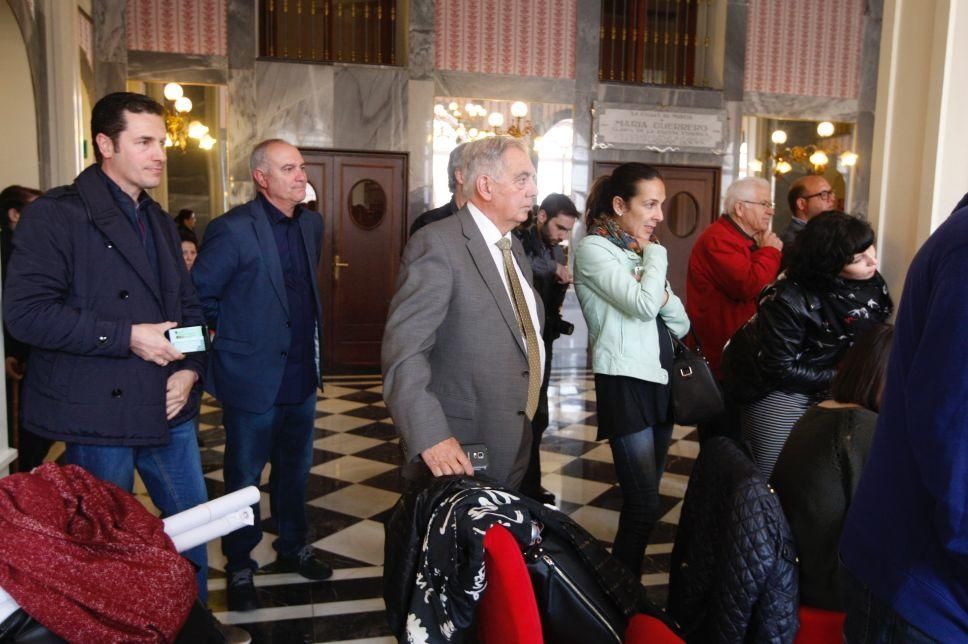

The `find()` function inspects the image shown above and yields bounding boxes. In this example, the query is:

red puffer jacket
[686,216,781,378]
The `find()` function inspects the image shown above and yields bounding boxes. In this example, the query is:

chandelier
[162,83,216,152]
[749,121,857,176]
[434,100,536,144]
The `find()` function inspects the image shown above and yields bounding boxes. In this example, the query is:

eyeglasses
[740,200,775,209]
[803,190,835,201]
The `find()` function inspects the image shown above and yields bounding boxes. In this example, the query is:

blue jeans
[221,392,316,573]
[841,567,937,643]
[608,423,674,577]
[66,418,209,602]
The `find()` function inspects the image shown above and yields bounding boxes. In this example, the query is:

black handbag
[523,521,632,643]
[521,504,683,644]
[669,331,725,426]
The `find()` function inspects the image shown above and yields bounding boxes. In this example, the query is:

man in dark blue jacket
[840,192,968,641]
[193,138,330,611]
[3,93,209,594]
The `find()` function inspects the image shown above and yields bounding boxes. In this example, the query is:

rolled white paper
[0,587,18,623]
[169,508,255,553]
[162,486,260,537]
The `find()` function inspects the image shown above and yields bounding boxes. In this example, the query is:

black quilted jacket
[669,437,799,643]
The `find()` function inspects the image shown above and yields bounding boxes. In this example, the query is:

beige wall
[869,0,968,300]
[0,0,39,189]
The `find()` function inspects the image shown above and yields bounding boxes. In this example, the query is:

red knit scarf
[0,463,197,643]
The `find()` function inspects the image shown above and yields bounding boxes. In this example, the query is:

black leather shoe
[537,488,557,505]
[226,569,259,612]
[522,486,557,505]
[276,545,333,581]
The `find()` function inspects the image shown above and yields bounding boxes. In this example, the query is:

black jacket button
[111,388,122,398]
[280,351,288,358]
[286,320,292,328]
[522,370,529,377]
[517,410,525,416]
[98,335,108,344]
[119,290,129,299]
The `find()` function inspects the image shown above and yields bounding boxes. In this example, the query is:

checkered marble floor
[198,369,699,643]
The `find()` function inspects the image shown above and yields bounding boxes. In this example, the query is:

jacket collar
[75,165,164,308]
[722,215,758,249]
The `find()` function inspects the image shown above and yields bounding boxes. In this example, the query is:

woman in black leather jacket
[721,211,892,476]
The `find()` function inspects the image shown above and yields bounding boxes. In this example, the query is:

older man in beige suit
[381,136,543,488]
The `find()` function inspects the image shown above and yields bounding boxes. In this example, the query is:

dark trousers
[608,423,674,577]
[841,567,937,643]
[221,392,316,574]
[520,337,554,497]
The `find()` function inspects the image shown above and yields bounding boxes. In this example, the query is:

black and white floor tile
[191,369,699,643]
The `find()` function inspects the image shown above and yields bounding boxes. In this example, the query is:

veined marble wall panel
[409,0,434,79]
[126,51,227,84]
[95,0,127,97]
[435,70,576,105]
[598,84,725,111]
[332,66,407,151]
[742,91,858,121]
[227,68,256,207]
[254,61,335,149]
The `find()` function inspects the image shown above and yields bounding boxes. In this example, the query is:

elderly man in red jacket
[686,177,782,440]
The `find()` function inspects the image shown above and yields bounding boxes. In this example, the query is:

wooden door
[592,162,720,302]
[302,150,407,372]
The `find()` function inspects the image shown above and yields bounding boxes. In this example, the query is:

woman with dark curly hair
[721,211,893,476]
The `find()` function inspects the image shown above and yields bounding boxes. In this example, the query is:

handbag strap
[668,328,709,358]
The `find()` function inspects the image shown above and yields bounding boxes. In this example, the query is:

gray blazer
[381,207,544,487]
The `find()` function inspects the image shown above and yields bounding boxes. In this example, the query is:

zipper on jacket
[540,554,621,643]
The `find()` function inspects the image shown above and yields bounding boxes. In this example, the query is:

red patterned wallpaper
[79,10,93,68]
[126,0,226,57]
[745,0,863,99]
[435,0,577,79]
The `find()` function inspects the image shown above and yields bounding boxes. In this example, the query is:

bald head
[788,175,835,222]
[250,139,307,216]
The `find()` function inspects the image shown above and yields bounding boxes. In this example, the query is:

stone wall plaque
[593,103,727,154]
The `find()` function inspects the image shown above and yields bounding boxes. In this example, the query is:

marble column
[226,0,258,208]
[92,0,126,98]
[571,0,602,212]
[407,0,435,220]
[722,0,749,199]
[850,0,883,218]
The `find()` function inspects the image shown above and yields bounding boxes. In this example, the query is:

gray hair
[249,138,293,174]
[447,143,467,194]
[724,177,770,215]
[462,136,530,197]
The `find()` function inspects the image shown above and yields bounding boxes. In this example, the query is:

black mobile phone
[164,324,208,353]
[464,443,489,472]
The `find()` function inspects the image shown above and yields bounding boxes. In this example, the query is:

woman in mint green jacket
[574,163,690,577]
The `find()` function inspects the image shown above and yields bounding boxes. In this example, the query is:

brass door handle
[333,254,350,280]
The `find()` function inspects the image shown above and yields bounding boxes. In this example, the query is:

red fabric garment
[0,463,197,643]
[686,216,781,378]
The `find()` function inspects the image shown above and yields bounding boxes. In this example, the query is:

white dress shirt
[467,202,546,371]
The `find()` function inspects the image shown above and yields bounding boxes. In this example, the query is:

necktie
[135,208,147,245]
[496,237,541,419]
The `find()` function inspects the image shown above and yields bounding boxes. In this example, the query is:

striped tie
[496,237,541,420]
